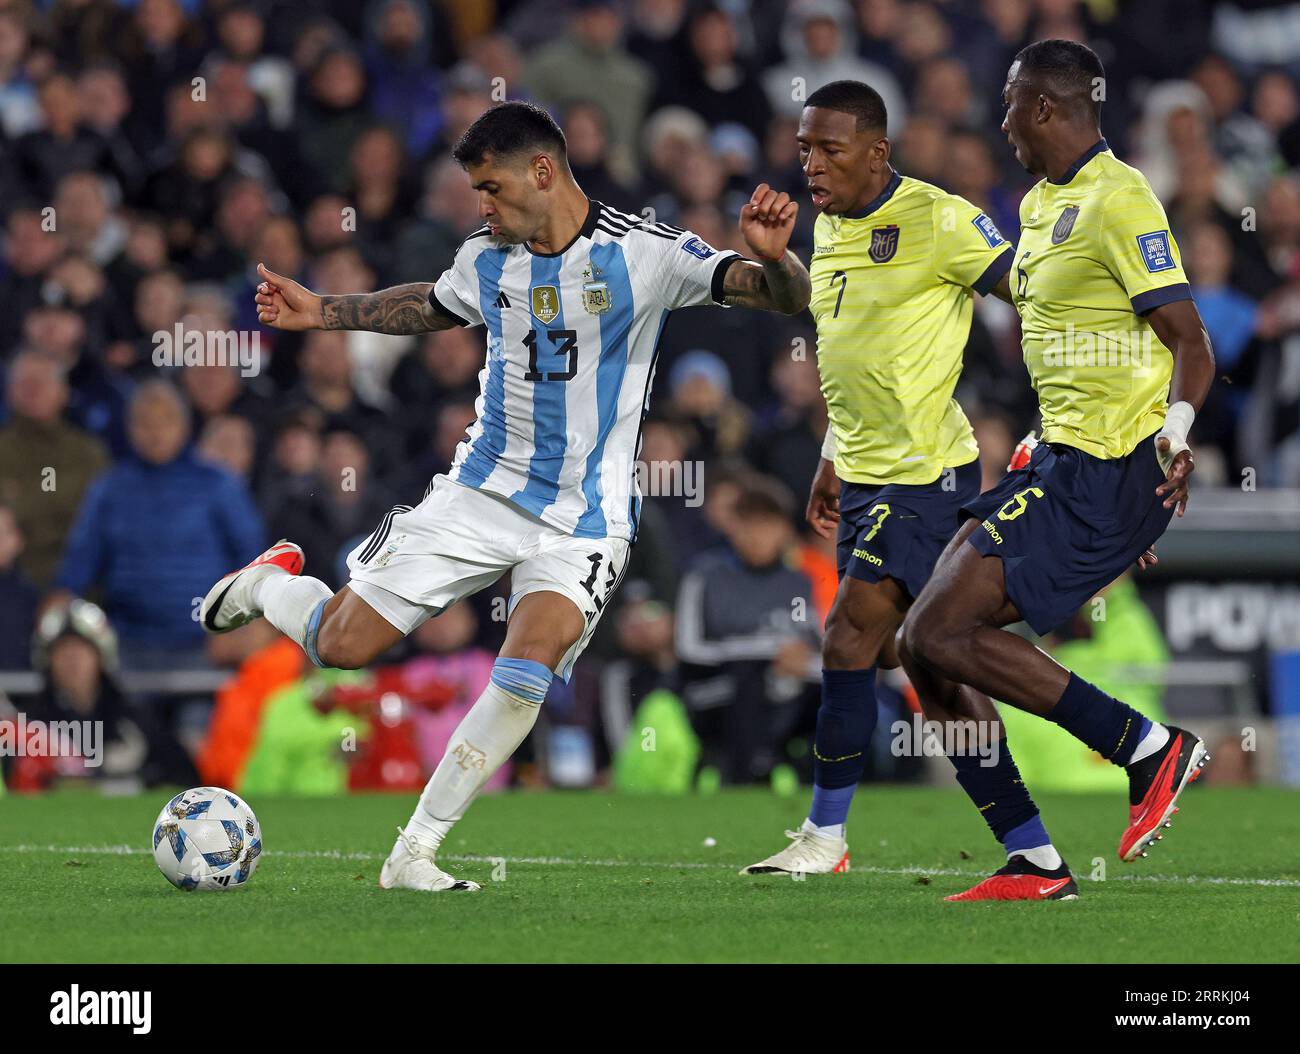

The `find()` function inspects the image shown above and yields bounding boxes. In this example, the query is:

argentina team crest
[868,224,899,263]
[1052,205,1080,244]
[581,264,611,315]
[530,284,560,324]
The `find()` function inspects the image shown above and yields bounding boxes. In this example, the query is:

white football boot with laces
[379,827,481,892]
[200,539,305,633]
[742,821,850,875]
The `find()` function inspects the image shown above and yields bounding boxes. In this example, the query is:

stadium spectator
[745,348,827,508]
[53,379,265,655]
[0,8,40,139]
[198,413,257,482]
[667,349,751,463]
[652,3,771,144]
[267,425,397,590]
[524,0,653,185]
[361,0,445,163]
[763,0,904,133]
[0,350,109,587]
[0,205,67,357]
[0,502,38,669]
[674,476,820,783]
[22,598,198,788]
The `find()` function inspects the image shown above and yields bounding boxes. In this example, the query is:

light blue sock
[490,657,553,704]
[303,598,329,668]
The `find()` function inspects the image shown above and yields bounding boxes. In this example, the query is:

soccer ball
[151,787,263,891]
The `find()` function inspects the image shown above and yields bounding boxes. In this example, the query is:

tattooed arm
[724,183,811,314]
[253,262,460,333]
[320,284,459,334]
[721,253,812,314]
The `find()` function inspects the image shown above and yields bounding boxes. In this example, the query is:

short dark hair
[1014,39,1105,119]
[804,80,888,133]
[452,101,568,168]
[732,476,797,524]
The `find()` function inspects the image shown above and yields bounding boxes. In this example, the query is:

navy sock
[1003,814,1052,856]
[1049,672,1152,766]
[809,667,877,827]
[949,739,1043,846]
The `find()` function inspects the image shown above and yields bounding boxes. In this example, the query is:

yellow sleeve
[1098,185,1192,315]
[931,194,1014,295]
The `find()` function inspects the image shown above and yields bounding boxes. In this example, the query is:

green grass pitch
[2,786,1296,963]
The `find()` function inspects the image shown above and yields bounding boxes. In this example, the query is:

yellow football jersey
[810,172,1012,485]
[1012,141,1191,459]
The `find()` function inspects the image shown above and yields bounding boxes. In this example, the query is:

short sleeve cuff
[1131,283,1192,316]
[973,247,1015,296]
[710,253,743,305]
[428,287,472,327]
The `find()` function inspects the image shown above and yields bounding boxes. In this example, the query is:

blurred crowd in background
[1,0,1297,795]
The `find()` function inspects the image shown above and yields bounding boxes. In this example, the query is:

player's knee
[894,624,913,667]
[901,608,947,673]
[821,611,879,669]
[501,639,568,671]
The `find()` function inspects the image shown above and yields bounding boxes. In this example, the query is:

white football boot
[379,827,481,892]
[200,539,305,633]
[741,821,850,875]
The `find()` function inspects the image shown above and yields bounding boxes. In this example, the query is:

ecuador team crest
[1052,205,1080,244]
[868,225,900,263]
[530,284,560,324]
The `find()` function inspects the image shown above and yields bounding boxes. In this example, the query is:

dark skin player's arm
[1146,298,1216,515]
[990,271,1013,304]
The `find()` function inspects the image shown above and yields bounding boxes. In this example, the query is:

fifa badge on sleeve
[581,264,611,315]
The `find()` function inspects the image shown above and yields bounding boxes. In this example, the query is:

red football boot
[945,854,1079,902]
[200,539,305,633]
[1119,725,1209,862]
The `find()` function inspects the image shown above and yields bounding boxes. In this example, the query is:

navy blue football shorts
[961,430,1173,635]
[836,458,981,601]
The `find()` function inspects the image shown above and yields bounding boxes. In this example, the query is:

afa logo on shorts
[680,236,716,260]
[972,213,1006,248]
[1137,230,1176,273]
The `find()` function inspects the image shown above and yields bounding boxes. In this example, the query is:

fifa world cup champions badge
[581,263,611,315]
[530,284,560,324]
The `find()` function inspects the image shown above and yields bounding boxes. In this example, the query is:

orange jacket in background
[197,637,305,790]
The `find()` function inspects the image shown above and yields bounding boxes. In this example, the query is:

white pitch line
[3,843,1299,889]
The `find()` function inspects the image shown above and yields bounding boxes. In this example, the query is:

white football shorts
[345,474,630,680]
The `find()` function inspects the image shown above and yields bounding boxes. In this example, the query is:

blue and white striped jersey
[429,199,740,542]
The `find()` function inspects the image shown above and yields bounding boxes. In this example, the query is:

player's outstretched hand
[740,182,798,262]
[806,457,841,539]
[255,262,323,331]
[1135,547,1158,570]
[1155,438,1194,517]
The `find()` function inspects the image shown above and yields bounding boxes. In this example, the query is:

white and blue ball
[151,787,262,891]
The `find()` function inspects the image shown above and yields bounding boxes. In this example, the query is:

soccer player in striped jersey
[743,80,1017,876]
[199,101,811,892]
[901,40,1215,901]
